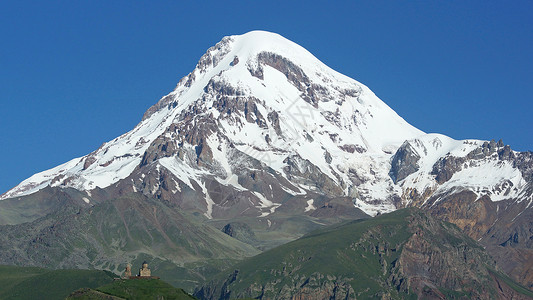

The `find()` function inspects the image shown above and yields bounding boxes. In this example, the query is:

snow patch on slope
[436,159,525,202]
[305,199,316,212]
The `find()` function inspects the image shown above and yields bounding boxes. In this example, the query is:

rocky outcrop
[430,139,521,184]
[283,154,344,196]
[395,212,496,298]
[196,271,356,300]
[250,51,333,107]
[515,151,533,181]
[389,141,421,183]
[423,190,533,289]
[221,222,257,245]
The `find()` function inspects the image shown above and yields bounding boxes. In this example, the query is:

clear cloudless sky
[1,1,532,195]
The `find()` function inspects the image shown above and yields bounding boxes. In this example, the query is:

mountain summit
[1,30,532,288]
[2,31,424,215]
[2,31,530,216]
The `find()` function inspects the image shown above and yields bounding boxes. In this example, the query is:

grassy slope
[0,265,49,296]
[67,288,126,300]
[69,278,197,300]
[207,212,369,251]
[0,265,117,300]
[199,208,533,299]
[282,213,406,297]
[204,209,413,299]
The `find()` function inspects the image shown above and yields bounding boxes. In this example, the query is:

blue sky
[1,1,532,195]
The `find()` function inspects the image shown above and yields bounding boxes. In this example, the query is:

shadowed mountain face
[0,31,532,289]
[0,190,259,289]
[195,209,533,300]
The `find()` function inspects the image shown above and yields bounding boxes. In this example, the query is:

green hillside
[0,265,198,299]
[196,208,532,299]
[0,265,117,300]
[93,278,195,299]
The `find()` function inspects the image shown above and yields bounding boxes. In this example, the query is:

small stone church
[138,261,151,276]
[123,261,158,279]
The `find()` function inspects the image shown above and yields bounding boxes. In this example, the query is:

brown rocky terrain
[390,138,533,289]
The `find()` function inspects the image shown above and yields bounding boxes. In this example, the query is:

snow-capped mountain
[2,30,533,288]
[2,31,531,219]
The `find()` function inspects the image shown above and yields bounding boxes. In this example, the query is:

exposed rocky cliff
[396,138,533,288]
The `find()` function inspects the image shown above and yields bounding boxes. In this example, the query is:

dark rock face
[431,155,465,184]
[283,154,343,196]
[256,52,310,92]
[515,151,533,181]
[396,213,492,297]
[338,144,365,154]
[221,222,257,245]
[324,150,332,164]
[139,115,218,168]
[198,274,357,300]
[204,79,244,97]
[389,141,421,183]
[243,99,267,128]
[422,189,533,289]
[194,270,239,300]
[82,154,97,170]
[196,36,233,74]
[267,111,282,136]
[249,52,334,107]
[430,139,522,184]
